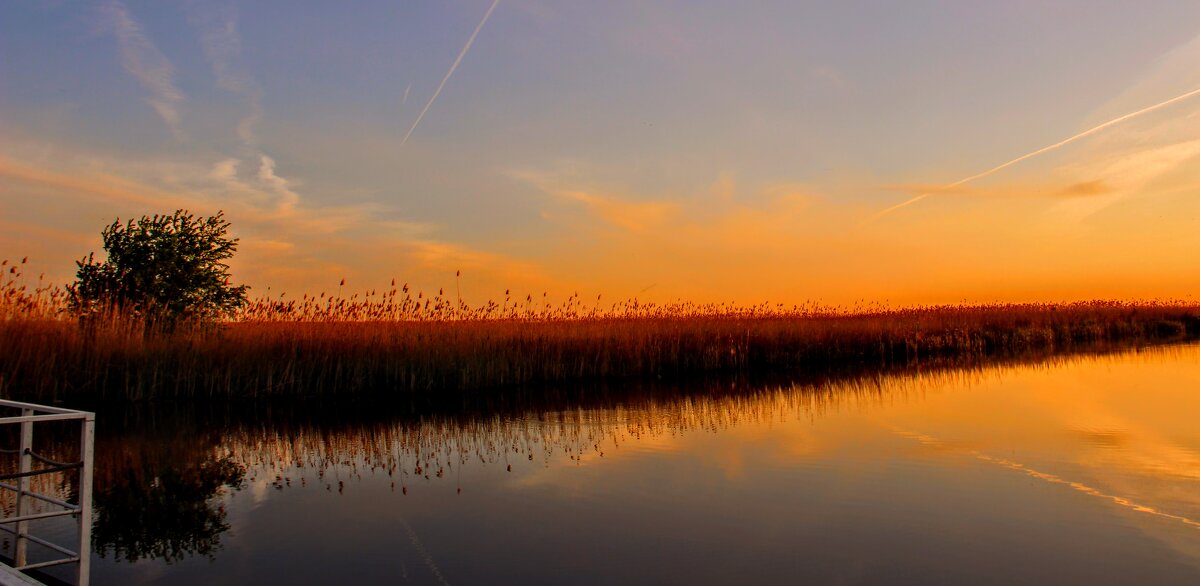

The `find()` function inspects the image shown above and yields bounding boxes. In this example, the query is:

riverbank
[2,300,1199,401]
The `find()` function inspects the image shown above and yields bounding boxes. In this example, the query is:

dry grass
[3,259,1199,401]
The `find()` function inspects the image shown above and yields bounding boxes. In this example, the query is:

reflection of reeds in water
[215,386,921,495]
[3,260,1200,400]
[0,419,83,515]
[217,346,1177,492]
[7,341,1197,564]
[0,469,77,530]
[12,341,1199,498]
[205,341,1200,496]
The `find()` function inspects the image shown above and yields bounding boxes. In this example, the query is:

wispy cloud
[101,1,185,137]
[872,84,1200,220]
[188,2,263,148]
[401,0,501,145]
[187,2,313,221]
[0,145,547,296]
[256,155,300,211]
[1056,180,1111,197]
[1047,139,1200,223]
[557,189,679,233]
[0,154,189,210]
[511,169,680,233]
[403,240,544,282]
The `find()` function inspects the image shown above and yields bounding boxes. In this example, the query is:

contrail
[891,426,1200,530]
[401,0,501,145]
[872,85,1200,219]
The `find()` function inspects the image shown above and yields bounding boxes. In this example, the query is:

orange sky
[4,2,1200,306]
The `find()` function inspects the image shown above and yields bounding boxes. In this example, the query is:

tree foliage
[68,210,249,322]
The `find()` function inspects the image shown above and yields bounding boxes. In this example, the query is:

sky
[4,0,1200,306]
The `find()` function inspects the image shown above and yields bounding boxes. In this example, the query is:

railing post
[77,414,94,586]
[14,408,33,568]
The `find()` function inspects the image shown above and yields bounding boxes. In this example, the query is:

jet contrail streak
[891,426,1200,530]
[401,0,500,145]
[872,85,1200,219]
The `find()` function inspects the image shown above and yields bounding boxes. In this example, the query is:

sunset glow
[5,2,1200,304]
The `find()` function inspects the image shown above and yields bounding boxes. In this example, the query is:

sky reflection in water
[64,343,1200,584]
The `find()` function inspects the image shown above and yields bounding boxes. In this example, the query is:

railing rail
[0,400,93,586]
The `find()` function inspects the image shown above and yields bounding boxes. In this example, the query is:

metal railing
[0,399,94,586]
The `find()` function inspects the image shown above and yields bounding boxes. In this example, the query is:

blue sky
[5,1,1200,303]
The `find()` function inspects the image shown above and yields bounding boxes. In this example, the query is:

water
[17,343,1200,584]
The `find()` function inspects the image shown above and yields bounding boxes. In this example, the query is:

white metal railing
[0,399,94,586]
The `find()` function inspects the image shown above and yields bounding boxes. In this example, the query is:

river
[11,342,1200,584]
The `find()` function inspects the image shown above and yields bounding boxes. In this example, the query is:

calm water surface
[16,343,1200,584]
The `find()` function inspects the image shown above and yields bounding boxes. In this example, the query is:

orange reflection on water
[870,343,1200,563]
[62,342,1200,584]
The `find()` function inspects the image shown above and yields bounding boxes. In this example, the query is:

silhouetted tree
[68,210,248,323]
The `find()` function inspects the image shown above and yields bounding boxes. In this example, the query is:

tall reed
[3,259,1199,401]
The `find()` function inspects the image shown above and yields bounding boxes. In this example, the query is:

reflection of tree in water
[0,410,246,564]
[91,452,243,563]
[87,409,245,563]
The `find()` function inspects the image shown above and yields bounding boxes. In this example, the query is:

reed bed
[3,258,1199,401]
